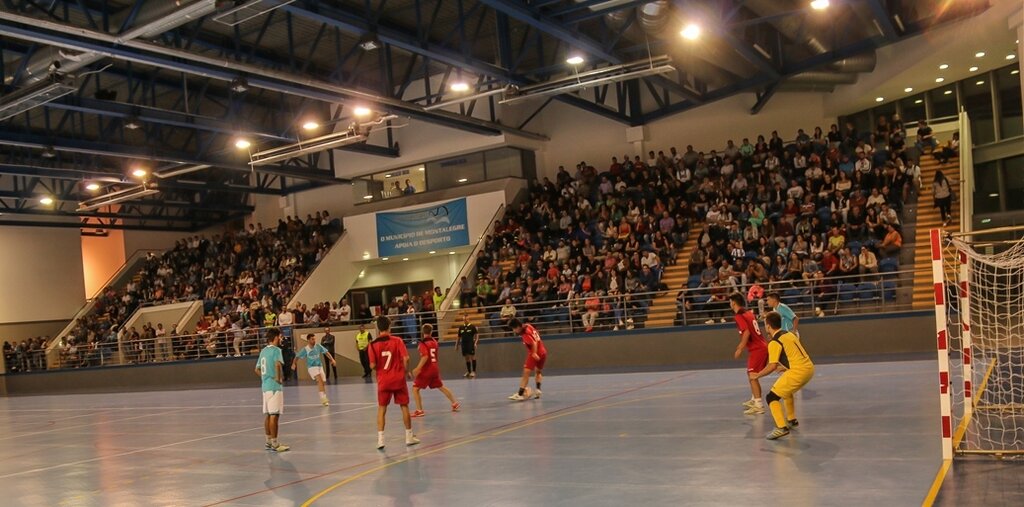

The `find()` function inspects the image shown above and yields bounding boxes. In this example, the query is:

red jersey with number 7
[520,323,548,356]
[369,335,409,391]
[733,310,768,352]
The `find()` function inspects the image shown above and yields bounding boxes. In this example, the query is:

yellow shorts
[771,368,814,398]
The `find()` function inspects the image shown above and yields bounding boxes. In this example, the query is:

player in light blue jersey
[292,333,337,406]
[256,328,288,452]
[766,292,799,334]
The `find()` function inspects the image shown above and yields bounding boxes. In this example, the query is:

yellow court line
[923,357,997,507]
[302,368,925,506]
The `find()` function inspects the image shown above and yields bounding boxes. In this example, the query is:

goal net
[940,231,1024,458]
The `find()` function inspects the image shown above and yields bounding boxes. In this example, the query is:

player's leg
[438,385,460,410]
[411,386,425,417]
[376,404,388,449]
[315,371,329,405]
[463,353,472,377]
[264,414,272,450]
[534,369,543,398]
[397,387,419,445]
[509,367,532,400]
[764,390,789,440]
[470,354,477,378]
[783,395,798,427]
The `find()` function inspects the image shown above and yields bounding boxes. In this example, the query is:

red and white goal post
[931,226,1024,459]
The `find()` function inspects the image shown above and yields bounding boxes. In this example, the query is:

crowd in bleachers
[56,212,342,368]
[466,116,946,331]
[2,336,49,373]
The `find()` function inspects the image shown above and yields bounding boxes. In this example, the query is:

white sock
[266,435,272,444]
[754,400,764,407]
[319,392,327,400]
[378,431,384,439]
[405,429,414,439]
[271,438,279,446]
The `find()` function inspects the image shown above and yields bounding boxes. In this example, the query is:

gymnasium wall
[81,229,126,298]
[0,311,934,395]
[0,226,86,324]
[349,253,469,292]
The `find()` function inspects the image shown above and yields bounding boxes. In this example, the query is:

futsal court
[0,358,966,506]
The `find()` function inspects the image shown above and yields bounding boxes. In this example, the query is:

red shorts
[413,371,443,390]
[747,348,768,373]
[377,385,410,406]
[524,353,547,371]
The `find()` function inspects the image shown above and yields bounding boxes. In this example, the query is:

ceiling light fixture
[1013,70,1021,75]
[944,90,952,95]
[39,196,54,205]
[914,99,923,104]
[352,106,372,117]
[448,251,455,255]
[235,138,251,150]
[0,73,76,121]
[229,77,249,93]
[41,146,57,158]
[935,77,945,83]
[875,97,884,102]
[904,87,913,93]
[679,23,701,40]
[450,82,470,92]
[302,121,319,131]
[976,80,985,85]
[969,66,979,72]
[382,257,389,261]
[77,183,159,212]
[938,63,949,70]
[975,51,985,58]
[85,183,100,191]
[402,258,409,261]
[123,116,142,130]
[1007,54,1017,60]
[132,167,147,178]
[363,195,373,200]
[358,33,380,51]
[809,0,829,10]
[428,251,436,254]
[566,55,585,65]
[457,178,468,183]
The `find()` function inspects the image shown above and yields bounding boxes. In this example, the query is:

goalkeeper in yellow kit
[749,311,815,440]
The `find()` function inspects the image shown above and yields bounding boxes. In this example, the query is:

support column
[1011,6,1023,113]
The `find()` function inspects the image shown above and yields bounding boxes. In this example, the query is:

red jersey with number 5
[734,310,768,352]
[417,338,440,376]
[520,323,548,356]
[369,335,408,391]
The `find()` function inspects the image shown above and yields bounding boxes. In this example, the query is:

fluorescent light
[132,168,147,178]
[382,257,389,261]
[975,51,985,58]
[235,138,251,149]
[457,178,468,183]
[904,87,913,93]
[875,97,884,102]
[938,63,949,70]
[969,66,979,72]
[679,23,701,40]
[1007,54,1017,60]
[566,55,584,65]
[976,80,985,85]
[448,251,455,255]
[810,0,829,10]
[914,99,923,104]
[989,193,999,197]
[402,258,409,261]
[428,251,436,254]
[77,184,159,211]
[418,167,424,171]
[39,197,54,205]
[935,77,944,83]
[450,82,470,92]
[85,183,100,191]
[302,121,319,131]
[384,174,392,178]
[1013,70,1021,75]
[363,195,373,200]
[981,218,992,224]
[944,90,952,95]
[362,252,370,259]
[353,106,372,117]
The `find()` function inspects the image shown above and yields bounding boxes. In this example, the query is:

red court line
[203,371,694,506]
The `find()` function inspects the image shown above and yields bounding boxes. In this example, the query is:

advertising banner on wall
[376,198,470,256]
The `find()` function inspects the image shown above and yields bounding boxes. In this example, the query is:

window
[484,148,523,179]
[425,152,485,188]
[929,85,958,119]
[962,77,994,145]
[997,66,1023,140]
[899,94,927,124]
[973,161,1002,214]
[1003,155,1024,211]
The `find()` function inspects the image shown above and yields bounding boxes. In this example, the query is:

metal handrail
[438,203,506,315]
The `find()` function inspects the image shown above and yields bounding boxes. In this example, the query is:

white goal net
[944,233,1024,457]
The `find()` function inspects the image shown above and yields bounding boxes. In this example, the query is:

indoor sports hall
[0,0,1022,506]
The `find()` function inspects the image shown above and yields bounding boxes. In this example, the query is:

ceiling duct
[0,73,77,121]
[3,0,223,86]
[249,115,397,167]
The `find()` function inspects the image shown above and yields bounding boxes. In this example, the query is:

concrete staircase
[645,228,702,328]
[911,156,961,309]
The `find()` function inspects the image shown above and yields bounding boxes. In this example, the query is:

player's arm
[791,314,800,331]
[530,339,541,361]
[749,362,779,380]
[291,350,301,370]
[734,329,750,359]
[321,346,336,366]
[274,358,283,385]
[473,328,480,348]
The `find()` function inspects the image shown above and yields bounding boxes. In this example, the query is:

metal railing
[438,268,918,340]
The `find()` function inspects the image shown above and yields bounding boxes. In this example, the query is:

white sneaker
[377,436,385,450]
[742,399,757,408]
[719,318,727,323]
[321,399,330,406]
[469,372,476,378]
[705,319,715,324]
[508,393,527,401]
[233,354,241,358]
[743,405,766,415]
[533,389,542,399]
[406,435,420,446]
[271,443,290,452]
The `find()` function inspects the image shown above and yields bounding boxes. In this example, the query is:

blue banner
[376,198,470,257]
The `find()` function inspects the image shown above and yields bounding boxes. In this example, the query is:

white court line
[0,407,200,442]
[0,404,375,480]
[0,403,373,412]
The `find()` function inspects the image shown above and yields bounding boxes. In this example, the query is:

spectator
[933,170,955,226]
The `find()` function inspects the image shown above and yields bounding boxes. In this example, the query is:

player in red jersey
[507,318,547,401]
[411,323,461,417]
[367,316,419,450]
[729,293,769,415]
